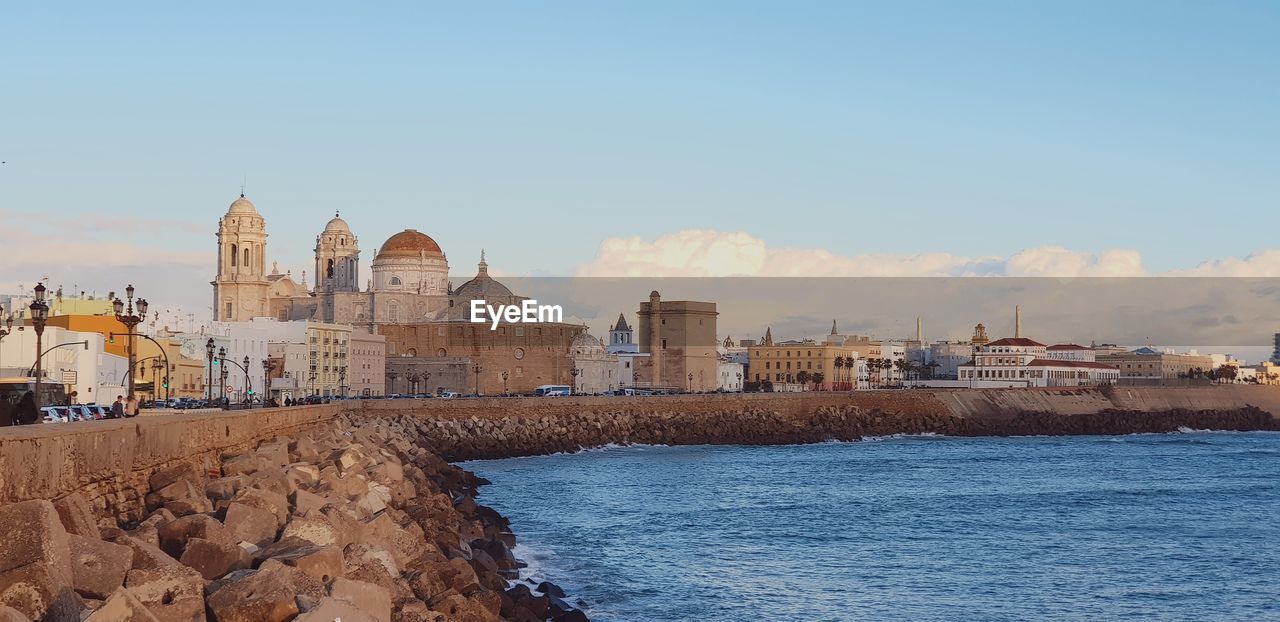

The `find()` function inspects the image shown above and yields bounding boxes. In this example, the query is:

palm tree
[812,372,825,390]
[833,357,845,390]
[926,361,940,380]
[796,370,812,390]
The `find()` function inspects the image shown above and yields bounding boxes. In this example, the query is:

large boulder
[84,588,160,621]
[157,514,231,559]
[294,597,376,622]
[229,488,289,528]
[204,569,298,622]
[68,534,133,600]
[52,493,101,540]
[0,500,79,622]
[329,578,391,622]
[148,463,203,493]
[123,565,206,622]
[266,544,344,583]
[221,502,277,548]
[178,538,250,581]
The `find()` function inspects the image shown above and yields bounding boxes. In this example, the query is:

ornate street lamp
[29,284,49,413]
[205,338,215,402]
[737,372,743,392]
[217,346,227,405]
[471,363,483,396]
[113,284,148,400]
[687,372,693,393]
[338,367,347,398]
[243,355,251,404]
[0,307,13,372]
[569,366,582,394]
[262,358,277,403]
[501,370,509,395]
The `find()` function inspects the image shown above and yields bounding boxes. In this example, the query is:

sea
[465,431,1280,621]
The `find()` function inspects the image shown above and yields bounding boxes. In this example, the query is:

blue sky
[2,1,1279,303]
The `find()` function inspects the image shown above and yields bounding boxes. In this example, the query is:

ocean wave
[860,432,944,442]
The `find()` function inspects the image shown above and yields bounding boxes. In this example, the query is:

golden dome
[377,229,442,257]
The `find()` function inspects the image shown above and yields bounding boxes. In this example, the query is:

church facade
[210,193,586,394]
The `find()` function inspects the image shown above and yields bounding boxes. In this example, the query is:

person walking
[111,395,125,419]
[15,391,37,425]
[124,394,139,418]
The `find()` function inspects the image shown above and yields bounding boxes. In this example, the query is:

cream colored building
[748,327,860,391]
[1098,347,1215,383]
[212,195,270,321]
[570,333,619,394]
[349,327,386,397]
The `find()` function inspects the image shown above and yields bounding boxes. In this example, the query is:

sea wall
[360,386,1280,460]
[2,386,1278,516]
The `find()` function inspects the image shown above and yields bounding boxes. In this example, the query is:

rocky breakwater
[0,415,587,622]
[401,402,1280,461]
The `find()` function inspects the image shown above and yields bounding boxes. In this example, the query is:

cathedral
[212,194,520,327]
[210,193,587,394]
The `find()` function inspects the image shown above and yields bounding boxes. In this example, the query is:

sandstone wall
[3,386,1278,516]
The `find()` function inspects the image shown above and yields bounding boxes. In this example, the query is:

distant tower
[646,291,663,383]
[916,316,923,343]
[1015,305,1022,338]
[212,194,270,321]
[315,212,360,293]
[608,313,637,354]
[763,326,774,346]
[972,323,989,346]
[830,319,838,335]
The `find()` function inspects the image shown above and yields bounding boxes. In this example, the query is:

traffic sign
[226,387,234,394]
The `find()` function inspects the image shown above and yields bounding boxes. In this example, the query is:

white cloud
[577,230,1152,277]
[1170,250,1280,277]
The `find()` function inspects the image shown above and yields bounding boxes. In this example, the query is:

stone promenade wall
[2,386,1278,516]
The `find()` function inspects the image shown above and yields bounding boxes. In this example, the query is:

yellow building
[748,328,859,390]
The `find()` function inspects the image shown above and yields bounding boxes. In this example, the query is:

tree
[833,357,845,389]
[812,372,825,389]
[1217,366,1238,383]
[926,361,940,379]
[796,370,812,389]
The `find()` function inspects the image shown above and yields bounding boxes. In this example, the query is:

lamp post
[501,370,509,395]
[338,367,347,399]
[569,366,581,395]
[243,355,251,405]
[308,371,316,397]
[205,338,215,402]
[0,308,13,372]
[262,358,277,403]
[217,346,227,405]
[737,372,743,392]
[471,363,483,396]
[387,371,398,395]
[29,284,49,413]
[687,372,693,393]
[112,284,149,401]
[151,358,164,401]
[422,371,432,396]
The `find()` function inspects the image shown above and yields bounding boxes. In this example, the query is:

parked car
[40,406,68,423]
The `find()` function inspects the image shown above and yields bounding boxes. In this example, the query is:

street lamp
[687,372,693,393]
[29,283,49,413]
[569,366,581,395]
[737,372,743,392]
[151,358,164,401]
[113,284,148,401]
[0,307,13,372]
[243,355,251,405]
[262,358,277,403]
[472,363,483,396]
[218,346,227,405]
[338,367,347,398]
[501,370,509,395]
[205,338,215,402]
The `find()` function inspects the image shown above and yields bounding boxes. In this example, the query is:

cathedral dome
[226,194,260,216]
[323,212,351,234]
[571,332,605,355]
[452,250,514,300]
[377,229,442,258]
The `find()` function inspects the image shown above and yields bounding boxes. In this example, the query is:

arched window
[326,259,334,279]
[389,276,401,287]
[231,244,238,267]
[243,246,251,268]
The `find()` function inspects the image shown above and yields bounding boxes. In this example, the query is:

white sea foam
[860,432,943,442]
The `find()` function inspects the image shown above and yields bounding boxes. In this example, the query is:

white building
[615,352,650,390]
[717,358,744,392]
[958,337,1118,387]
[1047,344,1096,362]
[0,325,127,404]
[570,333,618,394]
[606,314,639,354]
[928,341,975,380]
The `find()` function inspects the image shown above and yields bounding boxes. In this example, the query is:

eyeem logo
[470,299,563,330]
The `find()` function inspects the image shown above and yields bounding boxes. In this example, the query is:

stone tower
[212,194,270,321]
[315,212,361,293]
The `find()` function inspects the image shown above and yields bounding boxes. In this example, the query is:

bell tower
[314,212,361,293]
[212,194,270,321]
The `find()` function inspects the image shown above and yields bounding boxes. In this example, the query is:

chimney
[1015,305,1022,339]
